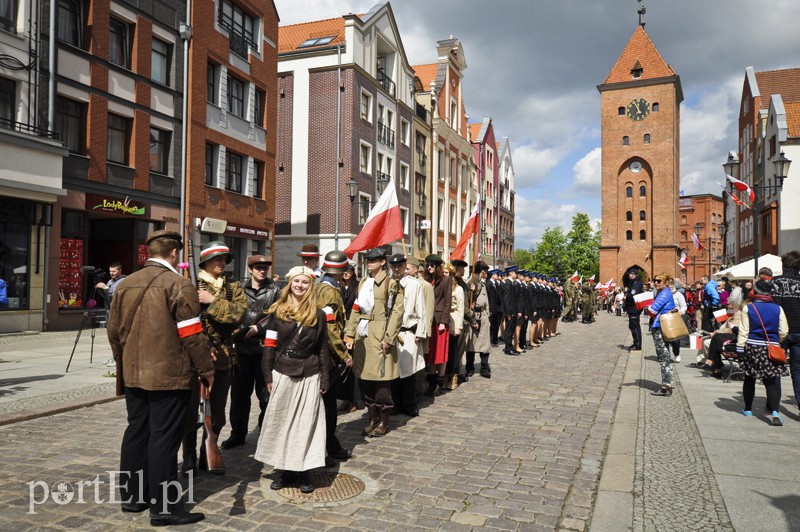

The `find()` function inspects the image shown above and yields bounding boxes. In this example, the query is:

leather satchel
[749,303,787,364]
[660,309,689,342]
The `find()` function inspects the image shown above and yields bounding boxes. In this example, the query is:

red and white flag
[634,292,654,310]
[570,271,579,282]
[691,233,704,252]
[589,274,596,282]
[678,252,689,269]
[713,308,729,323]
[344,179,404,258]
[450,196,481,261]
[689,333,703,350]
[726,174,756,203]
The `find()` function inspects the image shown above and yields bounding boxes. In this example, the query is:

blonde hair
[267,276,318,327]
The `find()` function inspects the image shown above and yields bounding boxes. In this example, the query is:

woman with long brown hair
[423,254,453,396]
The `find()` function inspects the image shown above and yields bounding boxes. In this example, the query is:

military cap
[247,254,272,267]
[425,254,443,265]
[488,269,500,275]
[297,243,321,257]
[365,248,387,260]
[406,257,421,267]
[451,259,468,268]
[505,265,517,273]
[199,241,232,265]
[322,250,350,273]
[388,253,407,264]
[145,229,183,248]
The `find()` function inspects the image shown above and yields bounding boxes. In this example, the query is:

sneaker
[740,410,753,417]
[675,355,681,363]
[771,411,784,426]
[104,357,116,367]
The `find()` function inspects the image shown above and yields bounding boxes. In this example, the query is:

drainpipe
[179,4,192,256]
[335,44,342,248]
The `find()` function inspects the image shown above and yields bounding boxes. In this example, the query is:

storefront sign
[86,193,149,217]
[224,222,270,241]
[200,217,227,233]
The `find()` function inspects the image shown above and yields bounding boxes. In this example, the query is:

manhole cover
[275,471,365,503]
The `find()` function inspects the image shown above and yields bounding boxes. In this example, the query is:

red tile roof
[784,101,800,138]
[601,26,676,85]
[278,17,345,54]
[754,68,800,110]
[413,63,438,91]
[468,123,482,143]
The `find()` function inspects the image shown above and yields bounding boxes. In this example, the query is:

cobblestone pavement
[0,314,631,531]
[633,331,734,532]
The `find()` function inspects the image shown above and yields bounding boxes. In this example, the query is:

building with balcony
[469,118,500,267]
[0,0,68,332]
[186,0,278,277]
[678,194,723,282]
[411,80,433,259]
[274,2,416,275]
[496,136,515,268]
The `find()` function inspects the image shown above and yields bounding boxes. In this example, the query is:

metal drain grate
[276,471,365,503]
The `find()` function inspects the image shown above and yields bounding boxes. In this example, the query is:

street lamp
[724,151,792,278]
[694,223,712,279]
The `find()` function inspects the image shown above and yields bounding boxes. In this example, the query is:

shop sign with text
[86,194,149,217]
[224,223,270,241]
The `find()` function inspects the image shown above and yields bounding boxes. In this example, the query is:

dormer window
[298,36,335,48]
[631,60,643,79]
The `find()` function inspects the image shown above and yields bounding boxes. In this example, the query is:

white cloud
[566,147,602,197]
[514,196,579,250]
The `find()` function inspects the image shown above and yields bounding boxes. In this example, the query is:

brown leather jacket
[261,309,330,390]
[108,261,214,390]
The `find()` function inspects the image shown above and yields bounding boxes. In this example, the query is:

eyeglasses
[654,279,663,283]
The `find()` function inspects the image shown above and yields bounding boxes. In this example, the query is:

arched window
[644,134,650,144]
[626,230,633,241]
[639,185,646,197]
[639,230,646,240]
[652,102,659,112]
[681,215,687,224]
[681,231,688,241]
[626,211,632,221]
[639,210,646,221]
[618,106,625,116]
[623,136,629,146]
[626,186,633,198]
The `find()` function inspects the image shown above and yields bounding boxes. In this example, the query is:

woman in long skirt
[255,266,330,493]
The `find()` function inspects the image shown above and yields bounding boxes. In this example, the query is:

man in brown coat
[107,230,214,526]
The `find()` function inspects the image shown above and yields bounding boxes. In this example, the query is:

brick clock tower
[597,26,683,282]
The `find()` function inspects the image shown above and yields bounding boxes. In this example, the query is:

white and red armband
[177,317,203,338]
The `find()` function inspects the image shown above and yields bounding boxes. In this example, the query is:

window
[449,201,456,234]
[0,76,15,127]
[55,97,85,153]
[251,160,263,198]
[644,133,650,144]
[57,0,82,47]
[358,193,371,224]
[652,102,659,112]
[149,128,170,174]
[0,219,29,310]
[681,231,687,241]
[0,0,17,32]
[400,207,409,234]
[227,76,245,118]
[253,87,265,127]
[639,210,646,221]
[205,144,216,185]
[219,0,258,56]
[400,163,409,190]
[626,211,632,222]
[360,91,371,121]
[109,18,131,68]
[207,63,218,104]
[400,119,409,146]
[681,215,687,224]
[359,143,371,173]
[226,151,243,193]
[449,156,456,188]
[298,36,335,48]
[626,186,633,198]
[639,230,646,240]
[450,98,457,129]
[437,197,444,229]
[623,135,629,146]
[626,230,633,241]
[639,185,646,197]
[618,106,625,116]
[151,38,170,85]
[107,114,131,164]
[437,149,444,181]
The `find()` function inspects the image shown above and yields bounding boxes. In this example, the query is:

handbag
[749,303,787,364]
[660,309,689,342]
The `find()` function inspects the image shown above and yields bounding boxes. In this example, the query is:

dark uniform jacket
[237,279,280,355]
[501,279,517,316]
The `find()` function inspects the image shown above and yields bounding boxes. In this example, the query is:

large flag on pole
[344,179,403,258]
[450,195,481,261]
[570,271,579,282]
[726,174,756,203]
[691,233,704,252]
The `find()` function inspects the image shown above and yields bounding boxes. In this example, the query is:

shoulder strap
[749,303,772,343]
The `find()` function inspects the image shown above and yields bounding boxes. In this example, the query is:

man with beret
[182,241,246,476]
[344,248,404,436]
[298,243,323,279]
[222,255,280,449]
[388,254,427,416]
[108,230,213,525]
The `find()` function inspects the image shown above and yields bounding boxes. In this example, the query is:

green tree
[514,248,534,270]
[531,227,568,276]
[565,213,600,279]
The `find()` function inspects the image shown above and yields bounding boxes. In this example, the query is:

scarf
[198,269,224,289]
[751,294,774,304]
[354,277,375,337]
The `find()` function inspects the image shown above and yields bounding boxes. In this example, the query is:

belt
[400,326,416,332]
[284,348,313,359]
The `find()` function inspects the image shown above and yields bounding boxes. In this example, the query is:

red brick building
[598,26,682,282]
[678,194,724,282]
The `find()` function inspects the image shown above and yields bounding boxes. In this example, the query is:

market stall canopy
[714,254,783,280]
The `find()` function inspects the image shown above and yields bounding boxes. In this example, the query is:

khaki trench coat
[467,279,491,353]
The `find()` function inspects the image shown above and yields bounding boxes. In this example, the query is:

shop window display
[0,222,30,310]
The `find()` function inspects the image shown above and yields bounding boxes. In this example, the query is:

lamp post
[723,151,791,278]
[694,223,712,279]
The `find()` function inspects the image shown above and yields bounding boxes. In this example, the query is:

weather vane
[637,0,646,27]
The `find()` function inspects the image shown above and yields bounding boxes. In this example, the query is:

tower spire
[637,0,646,27]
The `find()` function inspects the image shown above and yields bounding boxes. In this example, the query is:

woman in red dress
[423,254,453,396]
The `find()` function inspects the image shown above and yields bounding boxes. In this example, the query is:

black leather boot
[362,405,380,436]
[479,353,491,378]
[424,374,437,397]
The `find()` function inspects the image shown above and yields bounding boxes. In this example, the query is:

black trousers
[323,366,345,451]
[446,333,461,375]
[628,312,642,349]
[503,315,516,350]
[519,317,529,346]
[185,369,231,437]
[360,379,393,409]
[228,352,268,438]
[390,372,419,412]
[120,387,189,516]
[489,312,502,344]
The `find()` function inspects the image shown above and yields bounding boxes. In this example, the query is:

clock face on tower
[626,98,650,121]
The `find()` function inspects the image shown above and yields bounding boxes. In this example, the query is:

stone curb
[0,391,122,427]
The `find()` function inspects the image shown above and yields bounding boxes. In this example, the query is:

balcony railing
[218,19,258,58]
[377,121,395,148]
[377,68,396,97]
[0,117,59,139]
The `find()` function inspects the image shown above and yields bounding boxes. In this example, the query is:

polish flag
[678,252,689,269]
[726,174,756,203]
[689,334,703,350]
[450,196,481,261]
[691,233,704,252]
[570,271,579,282]
[713,308,729,323]
[589,274,596,282]
[344,179,404,259]
[634,292,654,310]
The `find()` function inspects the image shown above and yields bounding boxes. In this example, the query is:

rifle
[199,381,225,475]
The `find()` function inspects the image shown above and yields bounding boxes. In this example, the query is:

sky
[275,0,800,250]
